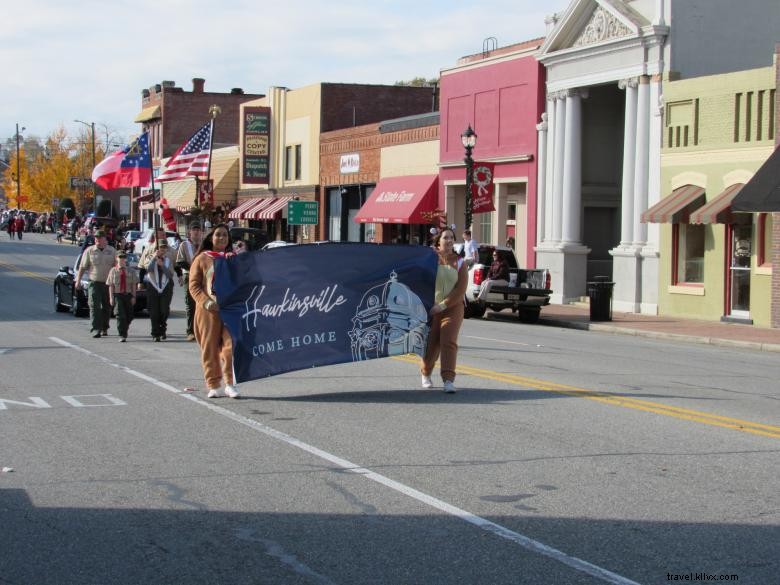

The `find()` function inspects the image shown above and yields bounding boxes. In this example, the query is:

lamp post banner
[213,243,437,382]
[471,162,495,214]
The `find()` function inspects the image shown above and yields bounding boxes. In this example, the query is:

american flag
[157,121,213,182]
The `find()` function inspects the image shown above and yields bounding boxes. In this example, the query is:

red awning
[689,184,744,224]
[354,174,438,224]
[641,185,706,223]
[256,197,293,220]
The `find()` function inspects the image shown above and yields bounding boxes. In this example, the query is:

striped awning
[229,198,263,219]
[641,185,706,223]
[689,184,744,224]
[255,197,293,220]
[244,198,277,219]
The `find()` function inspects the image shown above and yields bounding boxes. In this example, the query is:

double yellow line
[395,355,780,439]
[0,260,53,285]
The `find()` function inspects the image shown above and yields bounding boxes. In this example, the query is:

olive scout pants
[88,281,111,333]
[113,293,134,338]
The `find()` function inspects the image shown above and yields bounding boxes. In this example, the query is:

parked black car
[230,227,269,251]
[54,251,147,317]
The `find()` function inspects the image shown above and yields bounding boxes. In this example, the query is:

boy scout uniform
[107,256,140,341]
[79,238,117,335]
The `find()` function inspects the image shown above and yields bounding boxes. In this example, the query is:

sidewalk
[537,304,780,353]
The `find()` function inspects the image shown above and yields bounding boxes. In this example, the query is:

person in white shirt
[462,230,479,265]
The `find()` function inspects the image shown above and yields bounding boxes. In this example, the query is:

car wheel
[464,301,486,319]
[518,308,540,324]
[54,285,69,312]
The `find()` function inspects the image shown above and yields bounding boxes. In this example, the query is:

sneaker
[119,337,126,343]
[153,337,161,342]
[207,388,222,398]
[421,375,433,389]
[224,384,240,399]
[186,334,196,342]
[443,381,456,394]
[92,332,102,338]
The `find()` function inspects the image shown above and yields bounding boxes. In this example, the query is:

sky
[1,0,572,149]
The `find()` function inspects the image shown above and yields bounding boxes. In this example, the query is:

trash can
[587,276,615,321]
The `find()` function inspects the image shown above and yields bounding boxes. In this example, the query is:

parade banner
[213,243,438,382]
[471,162,496,214]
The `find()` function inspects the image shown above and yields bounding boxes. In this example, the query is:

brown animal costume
[188,251,234,391]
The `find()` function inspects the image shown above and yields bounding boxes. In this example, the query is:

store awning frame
[641,184,706,224]
[689,183,744,224]
[133,105,161,123]
[731,144,780,212]
[354,174,438,224]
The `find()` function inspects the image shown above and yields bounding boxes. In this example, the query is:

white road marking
[49,336,639,585]
[464,335,531,347]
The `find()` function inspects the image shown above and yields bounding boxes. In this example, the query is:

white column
[536,113,548,246]
[645,74,663,252]
[544,96,556,244]
[551,93,566,243]
[561,89,584,244]
[619,78,638,246]
[632,76,650,245]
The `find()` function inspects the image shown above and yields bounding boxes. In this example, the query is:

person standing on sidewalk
[461,229,478,265]
[107,252,139,342]
[189,224,239,399]
[175,221,203,341]
[144,239,176,342]
[420,227,468,393]
[76,230,117,338]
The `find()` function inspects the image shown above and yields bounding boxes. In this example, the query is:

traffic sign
[287,200,319,225]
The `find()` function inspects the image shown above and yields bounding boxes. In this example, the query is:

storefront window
[328,188,341,241]
[758,213,772,266]
[674,223,705,284]
[477,212,493,245]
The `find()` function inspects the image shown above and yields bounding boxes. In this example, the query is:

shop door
[727,223,752,319]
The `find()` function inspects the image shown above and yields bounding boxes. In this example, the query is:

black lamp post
[461,125,477,230]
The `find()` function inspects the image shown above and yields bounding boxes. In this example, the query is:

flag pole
[204,105,220,211]
[148,131,158,229]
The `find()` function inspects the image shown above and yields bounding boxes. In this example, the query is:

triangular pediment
[539,0,647,57]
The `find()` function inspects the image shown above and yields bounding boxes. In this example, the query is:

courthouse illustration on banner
[213,243,437,382]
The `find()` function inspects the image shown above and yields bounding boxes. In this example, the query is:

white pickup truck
[463,245,552,323]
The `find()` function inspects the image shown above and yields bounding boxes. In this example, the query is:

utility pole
[15,123,25,209]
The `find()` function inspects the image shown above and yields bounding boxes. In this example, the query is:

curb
[538,318,780,353]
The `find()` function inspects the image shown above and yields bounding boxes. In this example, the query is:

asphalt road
[1,233,778,585]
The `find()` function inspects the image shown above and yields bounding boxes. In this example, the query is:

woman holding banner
[420,227,468,393]
[189,224,239,399]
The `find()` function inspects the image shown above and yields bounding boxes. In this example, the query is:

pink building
[439,39,546,267]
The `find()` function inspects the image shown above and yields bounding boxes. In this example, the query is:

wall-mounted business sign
[243,107,271,185]
[340,153,360,174]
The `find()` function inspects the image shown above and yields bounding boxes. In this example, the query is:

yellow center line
[0,260,53,285]
[393,355,780,439]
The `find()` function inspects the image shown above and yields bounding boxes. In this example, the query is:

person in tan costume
[188,224,239,399]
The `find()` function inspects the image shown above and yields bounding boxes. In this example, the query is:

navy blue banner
[213,243,438,383]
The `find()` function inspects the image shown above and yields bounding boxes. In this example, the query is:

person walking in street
[7,215,15,239]
[107,252,139,342]
[14,216,25,240]
[189,224,239,399]
[461,229,478,265]
[75,230,117,338]
[175,221,203,341]
[420,227,469,393]
[144,239,176,342]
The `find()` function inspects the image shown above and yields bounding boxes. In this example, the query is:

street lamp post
[15,123,25,209]
[461,125,477,231]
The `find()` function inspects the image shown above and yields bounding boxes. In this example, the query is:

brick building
[321,112,440,244]
[135,78,265,163]
[232,83,437,242]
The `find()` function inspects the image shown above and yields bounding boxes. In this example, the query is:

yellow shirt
[434,262,461,304]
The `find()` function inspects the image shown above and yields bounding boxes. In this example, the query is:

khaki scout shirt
[106,265,140,295]
[81,245,117,283]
